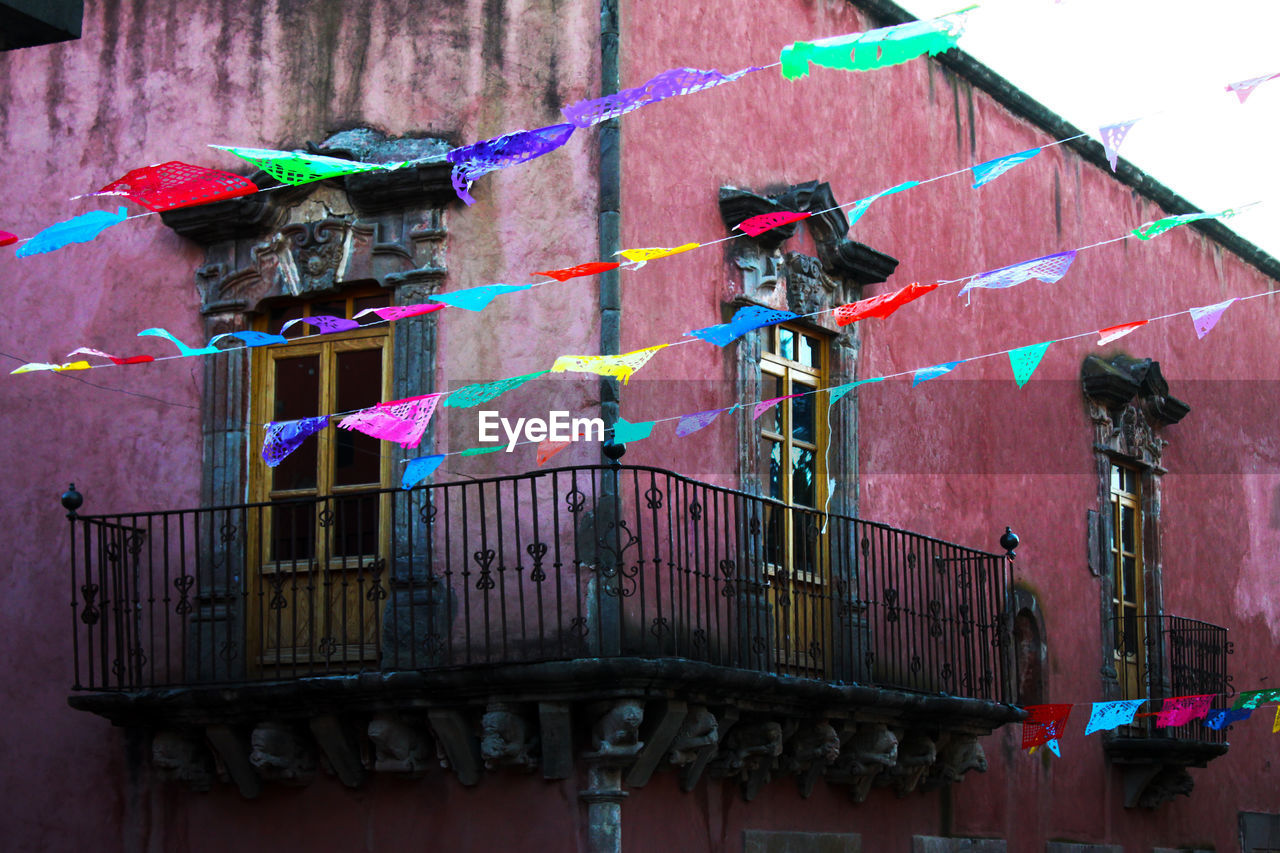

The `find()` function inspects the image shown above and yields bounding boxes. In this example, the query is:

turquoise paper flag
[1008,341,1052,388]
[459,445,506,457]
[780,17,962,80]
[971,148,1039,188]
[1083,699,1145,735]
[138,328,221,356]
[433,283,532,311]
[847,180,919,226]
[828,376,884,405]
[443,370,549,408]
[611,417,654,444]
[912,360,964,387]
[402,455,446,489]
[17,206,128,258]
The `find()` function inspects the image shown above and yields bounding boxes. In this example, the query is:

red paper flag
[1021,704,1072,749]
[1097,320,1147,345]
[736,211,810,237]
[534,262,621,282]
[0,230,16,247]
[834,281,938,326]
[94,161,258,211]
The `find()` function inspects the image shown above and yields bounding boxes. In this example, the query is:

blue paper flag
[1083,699,1146,735]
[402,455,446,489]
[971,148,1040,188]
[262,416,330,468]
[689,305,798,347]
[16,206,128,258]
[611,416,655,444]
[138,328,221,357]
[1045,738,1060,757]
[847,180,919,226]
[912,360,964,387]
[1204,707,1252,730]
[210,330,289,348]
[828,376,885,405]
[433,284,532,312]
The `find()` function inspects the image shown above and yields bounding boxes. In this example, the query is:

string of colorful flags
[1020,687,1280,756]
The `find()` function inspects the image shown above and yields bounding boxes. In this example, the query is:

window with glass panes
[1110,463,1145,697]
[249,291,394,668]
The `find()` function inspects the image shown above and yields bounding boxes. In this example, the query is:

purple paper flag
[970,148,1040,188]
[1100,120,1138,172]
[1083,699,1145,735]
[689,305,798,347]
[959,251,1076,298]
[912,360,965,386]
[338,394,443,449]
[1189,298,1236,339]
[446,123,577,204]
[1226,72,1280,104]
[263,416,330,468]
[280,315,361,335]
[562,66,761,128]
[676,407,729,437]
[402,455,446,490]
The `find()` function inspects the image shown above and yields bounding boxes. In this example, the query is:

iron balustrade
[1112,614,1232,742]
[66,465,1013,700]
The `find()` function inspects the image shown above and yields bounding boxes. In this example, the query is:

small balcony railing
[1112,614,1231,743]
[65,465,1013,701]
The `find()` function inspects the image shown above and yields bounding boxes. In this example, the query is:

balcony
[1106,614,1232,808]
[64,465,1021,800]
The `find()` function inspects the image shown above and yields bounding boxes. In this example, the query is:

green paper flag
[1132,209,1234,240]
[212,145,401,185]
[780,17,962,80]
[828,376,885,406]
[460,445,506,457]
[443,370,549,409]
[611,417,655,444]
[1008,341,1052,388]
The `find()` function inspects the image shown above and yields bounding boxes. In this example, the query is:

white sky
[897,0,1280,257]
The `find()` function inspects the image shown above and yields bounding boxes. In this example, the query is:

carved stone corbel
[248,722,317,786]
[367,713,432,777]
[151,730,217,793]
[480,702,539,772]
[779,720,841,798]
[921,733,988,791]
[588,699,645,758]
[666,705,720,767]
[828,721,898,803]
[877,729,936,796]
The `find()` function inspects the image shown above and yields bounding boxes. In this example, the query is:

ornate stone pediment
[1082,354,1190,470]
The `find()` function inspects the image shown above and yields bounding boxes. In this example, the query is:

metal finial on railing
[1000,526,1019,560]
[61,483,83,517]
[603,441,626,467]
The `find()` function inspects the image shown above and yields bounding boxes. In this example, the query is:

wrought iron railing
[1112,614,1232,742]
[66,465,1013,700]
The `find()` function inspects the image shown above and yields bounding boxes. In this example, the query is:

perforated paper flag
[534,262,621,282]
[736,211,811,237]
[67,347,155,365]
[834,282,938,326]
[1099,121,1138,172]
[281,315,360,335]
[1189,298,1236,339]
[433,284,532,312]
[562,66,761,127]
[402,455,446,490]
[1233,689,1280,710]
[1083,700,1145,735]
[1155,694,1214,728]
[611,417,654,444]
[1021,704,1072,750]
[1132,210,1232,240]
[262,416,329,468]
[550,345,668,385]
[355,303,446,322]
[443,371,549,409]
[1273,706,1280,734]
[913,360,964,387]
[1008,341,1052,388]
[958,251,1076,297]
[0,231,16,247]
[208,331,288,348]
[780,17,962,80]
[847,181,919,225]
[137,328,220,357]
[16,207,127,258]
[447,124,576,204]
[1045,739,1061,757]
[338,394,443,449]
[828,376,884,406]
[971,148,1039,188]
[537,437,573,466]
[617,243,700,265]
[1204,707,1252,730]
[93,161,258,211]
[676,407,730,437]
[690,305,798,346]
[1226,72,1280,103]
[1098,321,1147,345]
[460,445,506,457]
[212,146,398,185]
[10,360,92,374]
[754,394,802,420]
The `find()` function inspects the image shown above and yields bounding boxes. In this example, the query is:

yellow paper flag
[1273,705,1280,734]
[11,360,92,375]
[550,345,668,385]
[617,243,700,263]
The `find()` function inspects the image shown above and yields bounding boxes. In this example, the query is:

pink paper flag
[1226,72,1280,104]
[736,211,810,237]
[675,407,730,437]
[355,303,446,322]
[1189,298,1236,339]
[754,395,801,420]
[1097,320,1147,345]
[338,394,442,449]
[1100,120,1138,172]
[1155,694,1215,728]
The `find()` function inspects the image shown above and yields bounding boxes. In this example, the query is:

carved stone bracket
[1082,354,1189,471]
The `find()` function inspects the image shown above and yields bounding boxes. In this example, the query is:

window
[1110,462,1145,699]
[758,323,828,673]
[248,292,394,670]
